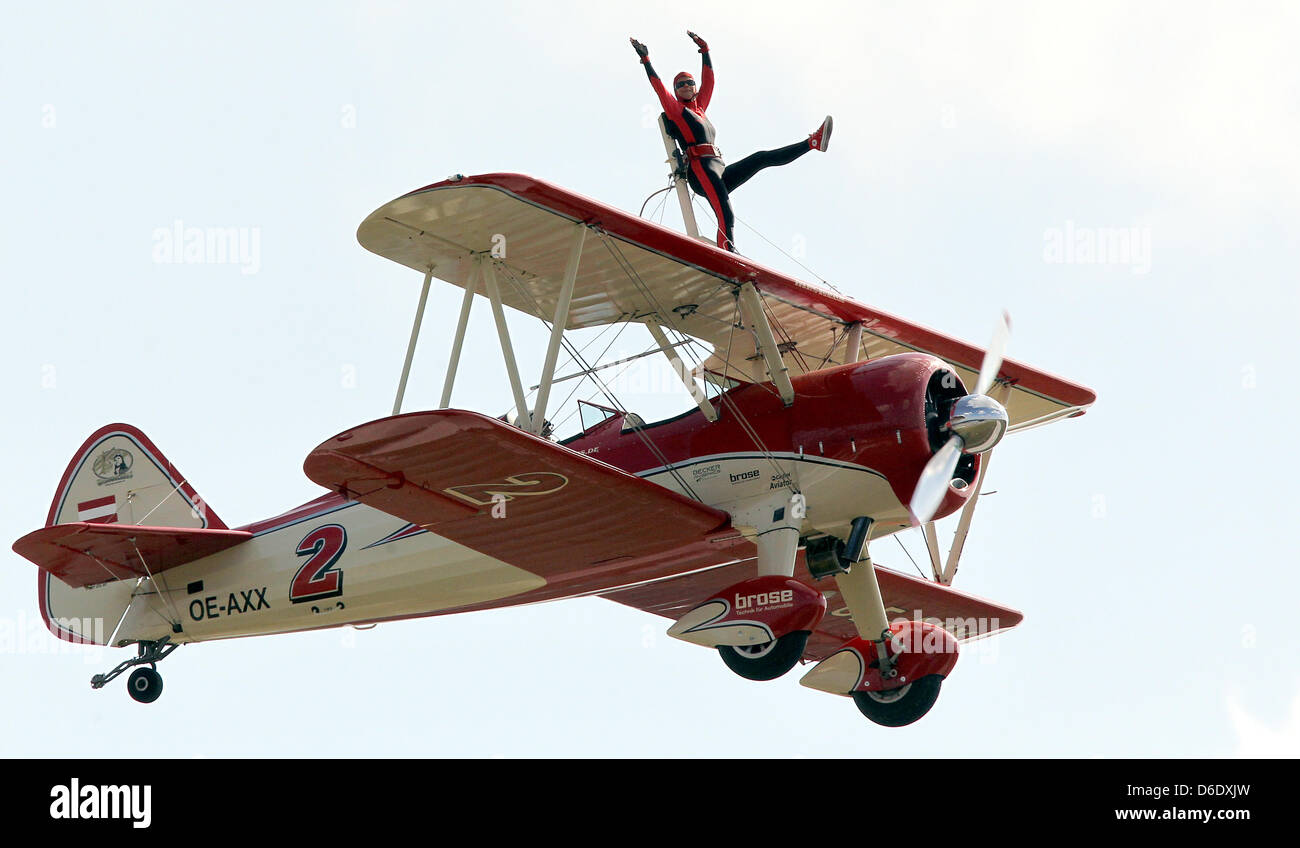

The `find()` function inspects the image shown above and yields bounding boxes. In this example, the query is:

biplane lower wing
[599,555,1023,662]
[14,523,253,589]
[303,410,736,580]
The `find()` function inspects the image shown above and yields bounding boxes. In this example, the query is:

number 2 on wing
[290,524,347,604]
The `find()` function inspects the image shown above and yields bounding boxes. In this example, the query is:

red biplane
[14,170,1094,726]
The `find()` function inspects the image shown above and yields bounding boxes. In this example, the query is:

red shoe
[809,116,833,152]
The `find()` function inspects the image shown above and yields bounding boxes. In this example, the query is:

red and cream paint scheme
[14,174,1094,725]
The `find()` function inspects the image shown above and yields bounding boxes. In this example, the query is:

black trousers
[685,139,811,251]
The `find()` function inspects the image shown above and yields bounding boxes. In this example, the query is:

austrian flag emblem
[77,495,117,524]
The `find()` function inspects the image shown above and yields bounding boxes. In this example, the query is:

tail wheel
[718,630,810,681]
[852,674,943,727]
[127,667,163,704]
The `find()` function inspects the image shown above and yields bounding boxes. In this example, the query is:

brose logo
[729,469,761,484]
[735,589,794,610]
[50,778,151,828]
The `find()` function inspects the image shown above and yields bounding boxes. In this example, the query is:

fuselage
[106,353,976,646]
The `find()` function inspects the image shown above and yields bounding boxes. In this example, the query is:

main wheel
[852,674,943,727]
[718,630,810,681]
[126,667,163,704]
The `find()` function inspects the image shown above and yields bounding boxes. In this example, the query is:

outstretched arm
[688,31,714,111]
[631,37,677,114]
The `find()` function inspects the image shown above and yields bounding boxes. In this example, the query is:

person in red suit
[631,31,832,252]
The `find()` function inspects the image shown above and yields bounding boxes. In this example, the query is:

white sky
[2,0,1297,757]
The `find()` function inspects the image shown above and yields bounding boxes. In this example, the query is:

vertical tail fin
[34,423,226,644]
[46,423,226,530]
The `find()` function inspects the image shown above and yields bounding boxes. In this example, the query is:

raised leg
[722,139,813,193]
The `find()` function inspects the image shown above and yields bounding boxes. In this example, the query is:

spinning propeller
[909,312,1012,525]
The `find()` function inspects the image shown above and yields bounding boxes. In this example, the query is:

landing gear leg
[734,491,806,578]
[809,516,948,727]
[91,637,178,704]
[833,517,895,677]
[711,491,810,679]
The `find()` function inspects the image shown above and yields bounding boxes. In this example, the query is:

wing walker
[15,157,1094,726]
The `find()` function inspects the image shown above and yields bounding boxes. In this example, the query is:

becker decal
[443,472,568,507]
[92,447,134,485]
[692,463,722,482]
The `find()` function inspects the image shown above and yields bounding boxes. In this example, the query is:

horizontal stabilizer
[304,410,733,579]
[14,523,253,589]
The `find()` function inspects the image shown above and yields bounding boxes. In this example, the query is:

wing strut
[647,319,718,421]
[738,282,795,406]
[844,321,863,363]
[393,267,433,415]
[480,258,534,431]
[439,262,479,408]
[922,521,943,583]
[941,452,989,585]
[531,224,586,435]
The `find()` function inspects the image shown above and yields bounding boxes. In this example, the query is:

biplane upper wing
[357,172,1095,430]
[303,410,737,579]
[599,554,1023,663]
[14,523,253,589]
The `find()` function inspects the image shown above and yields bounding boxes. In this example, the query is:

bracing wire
[597,235,795,485]
[496,260,703,501]
[894,534,928,581]
[688,193,843,294]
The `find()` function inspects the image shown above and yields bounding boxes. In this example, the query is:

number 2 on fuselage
[290,524,347,604]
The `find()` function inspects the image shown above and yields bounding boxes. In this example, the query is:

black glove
[630,38,649,61]
[687,31,709,53]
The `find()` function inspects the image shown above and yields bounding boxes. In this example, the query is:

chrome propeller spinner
[909,312,1012,525]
